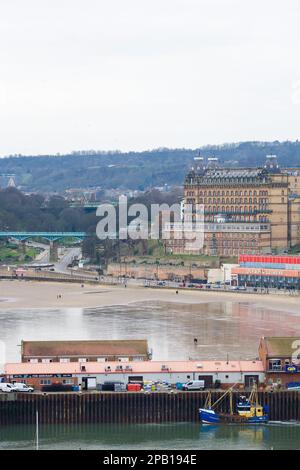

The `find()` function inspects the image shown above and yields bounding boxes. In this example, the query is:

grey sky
[0,0,299,155]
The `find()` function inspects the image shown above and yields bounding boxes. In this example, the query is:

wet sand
[0,279,299,313]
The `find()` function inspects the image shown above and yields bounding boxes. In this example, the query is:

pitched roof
[261,337,300,357]
[21,340,149,358]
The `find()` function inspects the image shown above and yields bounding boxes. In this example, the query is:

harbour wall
[106,262,208,281]
[0,268,98,284]
[0,391,299,425]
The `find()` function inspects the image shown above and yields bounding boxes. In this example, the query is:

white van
[182,380,205,391]
[12,383,34,393]
[0,383,17,393]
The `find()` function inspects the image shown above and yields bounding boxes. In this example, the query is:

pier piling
[0,391,299,425]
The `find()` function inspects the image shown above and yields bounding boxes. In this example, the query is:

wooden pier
[0,391,300,425]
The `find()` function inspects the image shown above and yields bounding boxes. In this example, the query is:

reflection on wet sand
[1,300,300,362]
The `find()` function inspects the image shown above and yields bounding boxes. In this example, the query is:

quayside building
[232,254,300,290]
[166,155,300,257]
[20,340,151,363]
[3,337,300,391]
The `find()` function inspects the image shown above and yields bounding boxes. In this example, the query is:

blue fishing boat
[199,384,269,424]
[287,382,300,391]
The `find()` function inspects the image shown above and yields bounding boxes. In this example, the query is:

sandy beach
[0,279,299,313]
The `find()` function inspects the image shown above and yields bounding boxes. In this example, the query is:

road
[25,241,82,273]
[24,240,50,263]
[54,247,82,273]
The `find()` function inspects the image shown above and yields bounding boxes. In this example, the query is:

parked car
[12,383,34,393]
[182,380,205,391]
[0,383,17,393]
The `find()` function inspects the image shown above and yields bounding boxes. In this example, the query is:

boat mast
[36,410,39,451]
[210,383,238,410]
[205,391,212,409]
[229,389,233,415]
[248,383,258,406]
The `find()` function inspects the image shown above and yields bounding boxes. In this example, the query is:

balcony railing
[203,209,272,215]
[166,222,270,233]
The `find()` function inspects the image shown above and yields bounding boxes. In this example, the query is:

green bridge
[0,232,87,242]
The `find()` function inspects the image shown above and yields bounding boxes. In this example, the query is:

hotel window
[60,358,70,363]
[78,358,87,363]
[42,359,52,363]
[29,359,38,363]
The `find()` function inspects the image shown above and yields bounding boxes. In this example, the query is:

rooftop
[261,337,300,357]
[188,167,267,177]
[4,360,264,376]
[21,340,149,358]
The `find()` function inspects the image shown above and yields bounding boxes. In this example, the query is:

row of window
[268,359,295,371]
[40,379,74,385]
[201,206,268,213]
[187,198,269,205]
[206,249,261,256]
[203,217,269,223]
[208,240,257,247]
[28,357,131,363]
[238,275,300,286]
[186,190,270,197]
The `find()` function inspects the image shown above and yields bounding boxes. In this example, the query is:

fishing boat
[287,382,300,391]
[199,384,269,424]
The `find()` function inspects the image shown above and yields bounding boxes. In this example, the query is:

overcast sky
[0,0,299,155]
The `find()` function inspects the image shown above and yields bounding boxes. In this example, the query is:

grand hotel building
[165,156,300,257]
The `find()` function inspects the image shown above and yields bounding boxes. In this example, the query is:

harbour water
[1,299,300,449]
[0,422,300,450]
